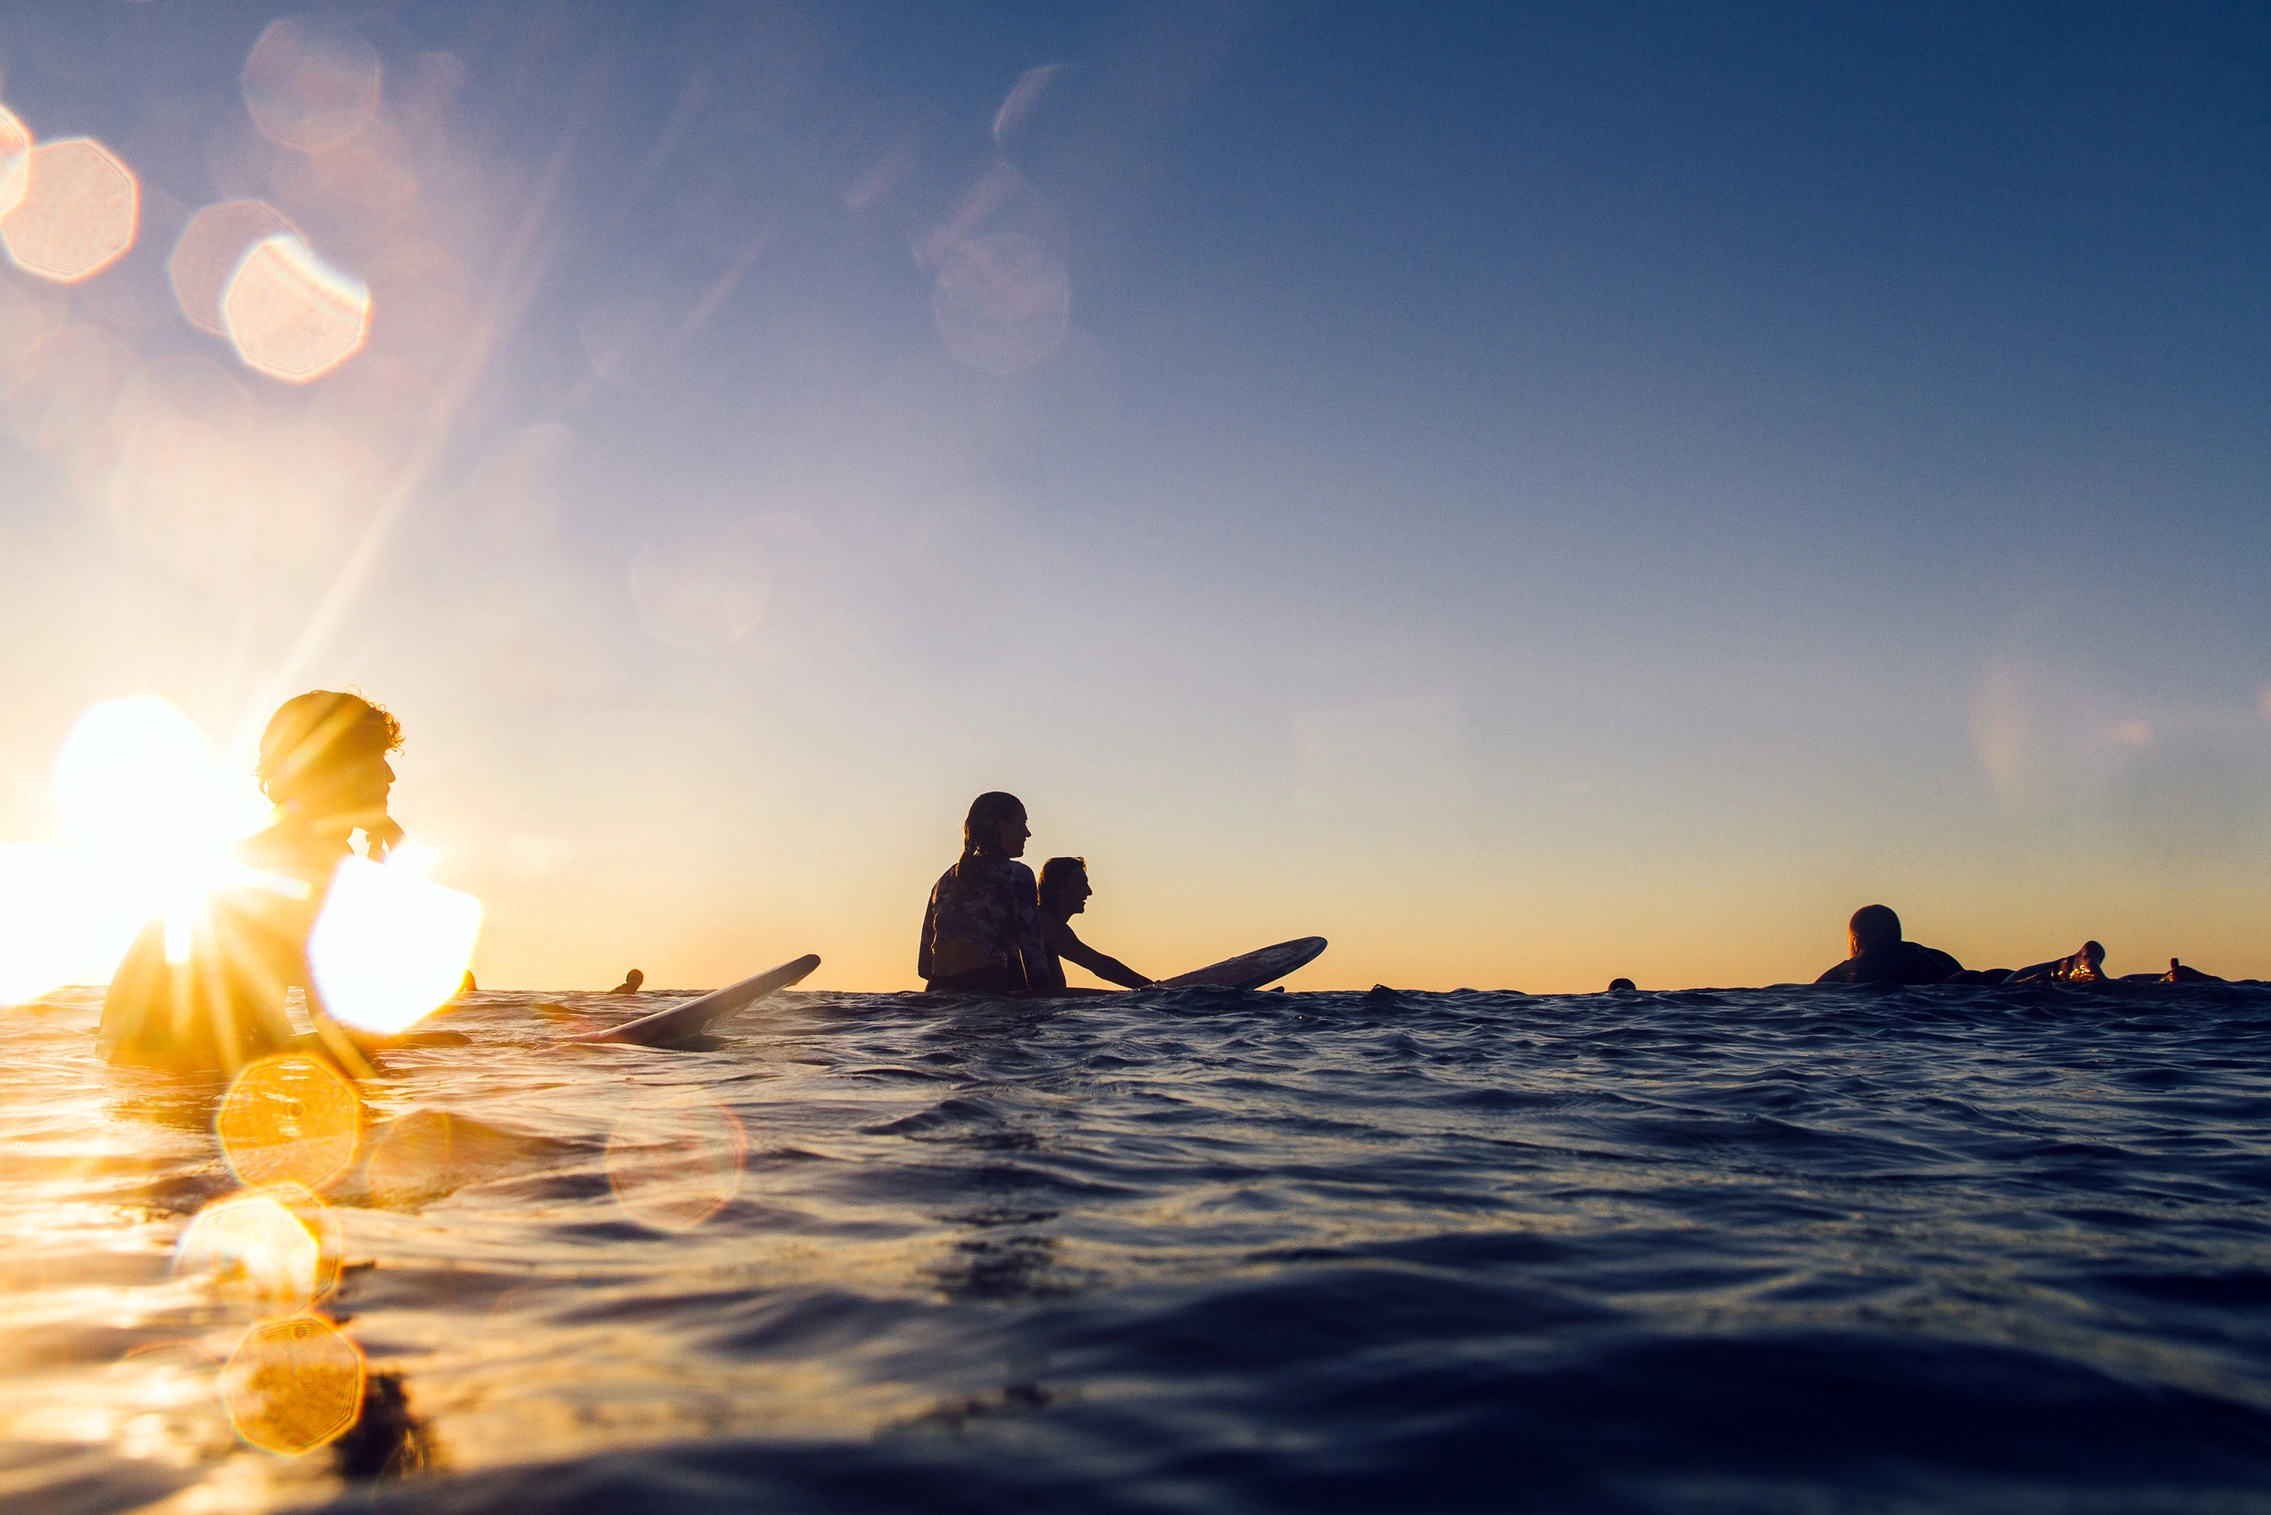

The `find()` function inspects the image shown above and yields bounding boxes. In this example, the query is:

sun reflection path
[0,137,138,283]
[222,232,372,382]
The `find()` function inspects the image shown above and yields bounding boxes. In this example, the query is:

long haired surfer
[98,691,422,1077]
[918,792,1048,993]
[1032,857,1152,993]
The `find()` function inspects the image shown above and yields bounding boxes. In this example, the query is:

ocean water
[4,980,2271,1513]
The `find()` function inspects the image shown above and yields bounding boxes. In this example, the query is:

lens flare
[222,233,371,382]
[52,696,266,941]
[241,16,382,155]
[0,104,28,218]
[217,1054,362,1190]
[605,1090,746,1232]
[177,1186,342,1317]
[169,199,298,336]
[930,231,1069,376]
[307,856,481,1034]
[628,520,772,651]
[0,842,114,1006]
[222,1315,364,1455]
[0,137,138,283]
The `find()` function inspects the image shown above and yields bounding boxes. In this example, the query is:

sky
[0,1,2265,992]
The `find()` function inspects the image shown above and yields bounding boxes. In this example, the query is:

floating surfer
[98,691,447,1078]
[2007,940,2108,984]
[1814,904,1965,985]
[918,792,1047,994]
[609,969,645,995]
[1032,857,1152,993]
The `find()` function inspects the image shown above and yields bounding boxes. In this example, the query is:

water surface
[4,981,2269,1512]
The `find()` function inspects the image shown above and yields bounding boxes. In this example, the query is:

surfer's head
[1039,857,1090,919]
[962,792,1029,859]
[258,691,400,830]
[1848,904,1902,956]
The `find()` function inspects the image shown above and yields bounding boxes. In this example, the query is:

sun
[1,695,481,1033]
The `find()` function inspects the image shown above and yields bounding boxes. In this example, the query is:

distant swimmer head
[258,691,401,833]
[962,792,1029,859]
[1848,904,1903,956]
[619,969,644,992]
[1607,978,1636,992]
[1038,856,1090,919]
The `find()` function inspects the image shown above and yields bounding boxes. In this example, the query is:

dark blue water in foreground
[5,981,2271,1512]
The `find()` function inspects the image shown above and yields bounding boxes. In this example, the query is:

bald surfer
[99,690,424,1077]
[918,792,1048,994]
[1814,904,1965,985]
[1032,857,1152,993]
[609,969,645,994]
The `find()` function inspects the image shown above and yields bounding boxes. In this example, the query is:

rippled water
[5,980,2271,1512]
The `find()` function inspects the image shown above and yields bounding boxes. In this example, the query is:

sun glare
[0,842,113,1005]
[307,856,481,1034]
[222,232,372,382]
[52,696,270,966]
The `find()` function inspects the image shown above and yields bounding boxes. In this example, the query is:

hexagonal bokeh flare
[221,233,372,382]
[1,137,138,283]
[170,199,298,336]
[241,15,382,153]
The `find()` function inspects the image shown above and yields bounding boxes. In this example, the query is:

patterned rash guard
[919,852,1046,987]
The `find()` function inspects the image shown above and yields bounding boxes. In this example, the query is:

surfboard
[568,954,821,1047]
[1159,937,1327,991]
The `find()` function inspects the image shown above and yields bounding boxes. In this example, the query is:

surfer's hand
[366,817,405,860]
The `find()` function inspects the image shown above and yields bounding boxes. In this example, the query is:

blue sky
[0,3,2265,988]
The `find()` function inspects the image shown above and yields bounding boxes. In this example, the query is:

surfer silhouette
[1814,904,1965,985]
[918,792,1047,994]
[609,969,645,994]
[2007,940,2108,984]
[1606,978,1637,992]
[1032,857,1152,993]
[98,691,420,1077]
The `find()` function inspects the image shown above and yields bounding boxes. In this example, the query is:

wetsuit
[918,852,1046,994]
[1814,941,1964,986]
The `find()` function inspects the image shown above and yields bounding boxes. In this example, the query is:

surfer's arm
[1051,924,1152,990]
[917,896,937,980]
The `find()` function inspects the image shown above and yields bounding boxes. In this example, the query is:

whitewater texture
[4,981,2270,1512]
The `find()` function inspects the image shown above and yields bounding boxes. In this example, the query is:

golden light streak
[307,856,482,1034]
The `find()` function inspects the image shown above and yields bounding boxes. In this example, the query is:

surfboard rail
[569,954,821,1046]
